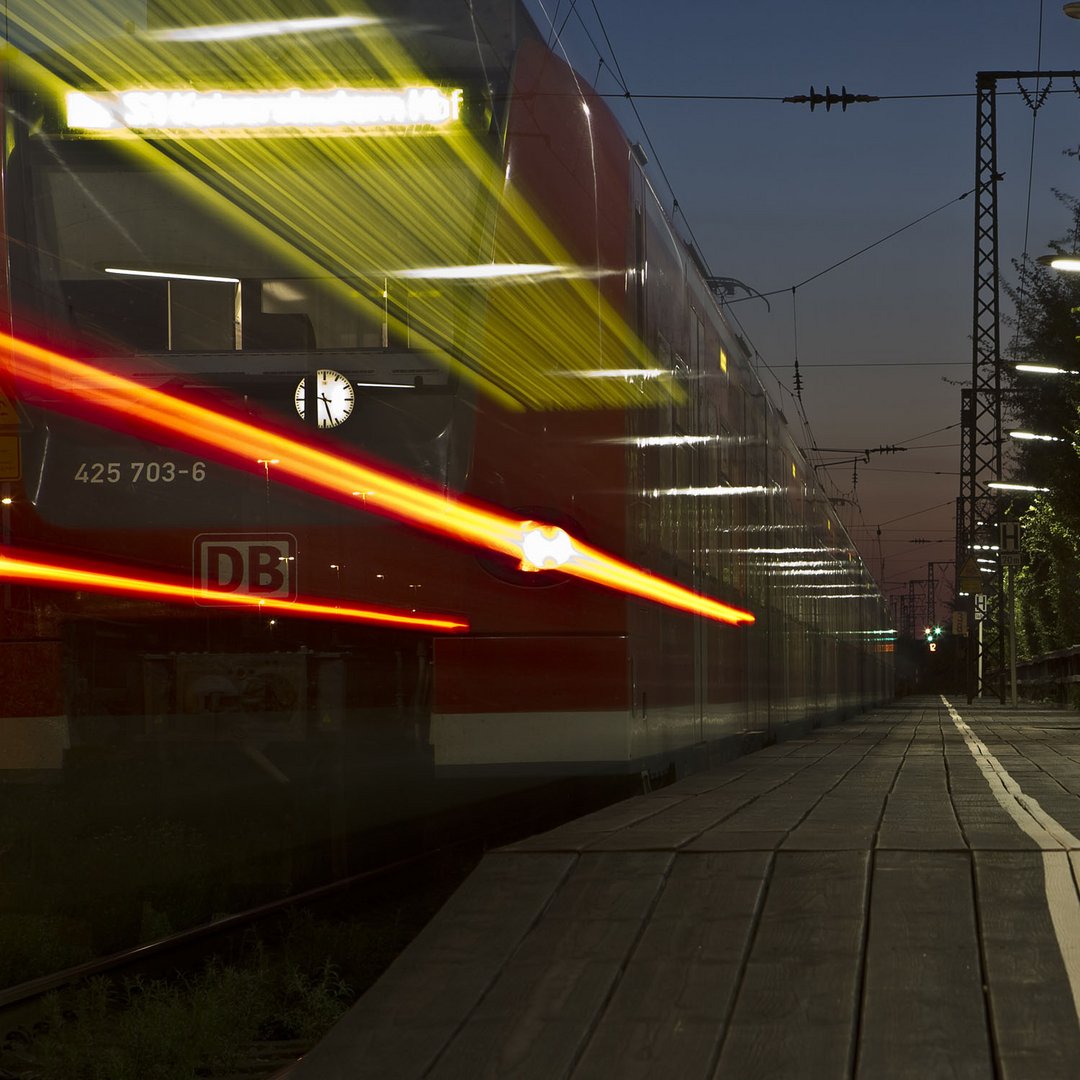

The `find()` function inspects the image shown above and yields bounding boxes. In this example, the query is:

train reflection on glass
[0,0,892,989]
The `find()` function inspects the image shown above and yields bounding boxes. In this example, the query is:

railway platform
[276,696,1080,1078]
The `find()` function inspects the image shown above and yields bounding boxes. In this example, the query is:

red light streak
[5,333,755,626]
[0,549,468,632]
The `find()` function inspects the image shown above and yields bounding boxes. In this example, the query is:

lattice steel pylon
[961,72,1004,702]
[960,70,1080,702]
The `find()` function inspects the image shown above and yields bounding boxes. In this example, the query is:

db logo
[194,533,298,605]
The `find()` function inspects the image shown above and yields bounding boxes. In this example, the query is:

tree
[1004,192,1080,658]
[1014,496,1080,656]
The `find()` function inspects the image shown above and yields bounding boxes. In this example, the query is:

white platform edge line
[942,694,1080,1024]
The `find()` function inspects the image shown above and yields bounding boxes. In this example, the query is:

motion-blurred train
[1,0,892,781]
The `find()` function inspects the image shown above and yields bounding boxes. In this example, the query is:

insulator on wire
[783,85,879,112]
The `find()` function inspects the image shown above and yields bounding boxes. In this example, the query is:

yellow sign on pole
[0,433,21,480]
[0,388,18,429]
[958,555,984,595]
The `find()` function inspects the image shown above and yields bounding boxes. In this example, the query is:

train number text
[73,461,207,484]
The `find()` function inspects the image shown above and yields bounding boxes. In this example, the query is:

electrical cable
[775,361,968,368]
[529,0,948,577]
[877,499,955,526]
[895,421,962,445]
[723,189,974,304]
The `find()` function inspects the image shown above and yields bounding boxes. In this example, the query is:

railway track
[0,774,639,1079]
[0,847,457,1079]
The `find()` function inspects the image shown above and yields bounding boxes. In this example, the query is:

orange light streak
[6,333,754,626]
[566,538,756,625]
[0,548,468,631]
[10,333,524,558]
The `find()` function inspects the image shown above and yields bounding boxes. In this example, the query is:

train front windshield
[16,136,487,356]
[7,96,497,521]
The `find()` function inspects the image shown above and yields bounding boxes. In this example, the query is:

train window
[172,280,238,352]
[12,128,487,358]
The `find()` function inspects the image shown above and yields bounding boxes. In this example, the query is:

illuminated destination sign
[66,86,464,134]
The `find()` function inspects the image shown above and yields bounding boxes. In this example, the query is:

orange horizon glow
[5,333,755,626]
[0,548,469,631]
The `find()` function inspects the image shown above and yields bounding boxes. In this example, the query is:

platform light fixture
[987,481,1050,493]
[1013,363,1080,376]
[1037,253,1080,271]
[1008,430,1063,442]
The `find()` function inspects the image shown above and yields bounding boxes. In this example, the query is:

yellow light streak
[5,1,673,411]
[146,15,381,43]
[7,333,754,626]
[395,264,617,281]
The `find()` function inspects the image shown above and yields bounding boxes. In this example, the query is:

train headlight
[520,523,574,571]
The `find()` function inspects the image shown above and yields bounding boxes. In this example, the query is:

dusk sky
[527,0,1080,621]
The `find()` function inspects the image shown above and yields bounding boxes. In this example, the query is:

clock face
[294,369,355,429]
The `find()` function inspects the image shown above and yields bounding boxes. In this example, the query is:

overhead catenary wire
[851,527,955,534]
[861,466,961,475]
[590,87,1080,103]
[536,0,962,428]
[530,0,830,446]
[894,442,961,450]
[530,1,955,568]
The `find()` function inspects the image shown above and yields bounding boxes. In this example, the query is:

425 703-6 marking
[73,461,207,484]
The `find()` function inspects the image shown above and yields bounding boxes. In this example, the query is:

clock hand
[319,393,332,418]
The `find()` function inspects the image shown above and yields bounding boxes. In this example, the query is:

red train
[1,0,892,783]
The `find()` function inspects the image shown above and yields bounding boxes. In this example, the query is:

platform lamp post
[987,482,1048,706]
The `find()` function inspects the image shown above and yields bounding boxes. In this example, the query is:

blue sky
[526,0,1080,614]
